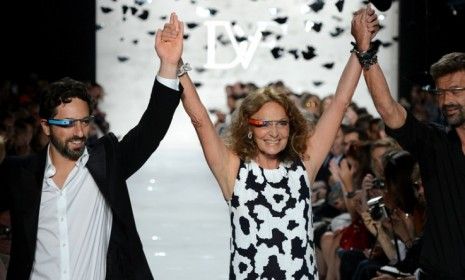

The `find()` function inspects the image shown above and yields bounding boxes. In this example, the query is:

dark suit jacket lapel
[86,141,111,206]
[22,149,47,261]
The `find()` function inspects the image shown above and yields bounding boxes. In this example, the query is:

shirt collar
[45,144,89,178]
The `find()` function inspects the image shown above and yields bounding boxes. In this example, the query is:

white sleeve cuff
[156,76,179,91]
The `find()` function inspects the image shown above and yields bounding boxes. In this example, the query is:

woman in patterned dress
[161,9,378,280]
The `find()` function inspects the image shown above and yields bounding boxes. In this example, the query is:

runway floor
[120,108,230,280]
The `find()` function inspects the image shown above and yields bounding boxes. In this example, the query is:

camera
[367,196,389,221]
[372,178,385,189]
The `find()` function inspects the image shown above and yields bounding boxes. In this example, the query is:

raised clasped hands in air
[351,5,380,51]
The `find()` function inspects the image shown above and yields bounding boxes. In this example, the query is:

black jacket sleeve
[117,78,181,179]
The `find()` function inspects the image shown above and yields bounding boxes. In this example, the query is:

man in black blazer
[0,13,184,279]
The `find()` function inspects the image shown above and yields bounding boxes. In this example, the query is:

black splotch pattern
[228,160,317,279]
[240,216,250,235]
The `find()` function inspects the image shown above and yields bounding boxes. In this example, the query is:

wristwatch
[176,62,192,77]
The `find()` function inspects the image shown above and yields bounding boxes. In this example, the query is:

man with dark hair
[341,125,368,154]
[0,13,183,280]
[352,8,465,279]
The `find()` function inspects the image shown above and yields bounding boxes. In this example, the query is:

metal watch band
[176,62,192,77]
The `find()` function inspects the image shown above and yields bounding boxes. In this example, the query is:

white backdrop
[97,0,399,136]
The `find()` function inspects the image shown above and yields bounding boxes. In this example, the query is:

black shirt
[386,111,465,279]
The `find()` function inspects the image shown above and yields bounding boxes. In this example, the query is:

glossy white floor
[117,108,230,280]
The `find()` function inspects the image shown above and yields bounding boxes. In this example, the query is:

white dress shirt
[30,146,112,280]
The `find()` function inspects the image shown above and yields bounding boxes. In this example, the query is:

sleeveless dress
[228,159,318,280]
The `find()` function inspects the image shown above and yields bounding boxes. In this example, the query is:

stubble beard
[50,133,87,161]
[442,104,465,127]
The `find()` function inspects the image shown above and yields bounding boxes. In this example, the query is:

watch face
[177,63,192,77]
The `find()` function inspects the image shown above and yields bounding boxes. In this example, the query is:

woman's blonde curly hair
[226,87,310,162]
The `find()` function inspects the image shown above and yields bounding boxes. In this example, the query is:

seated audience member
[341,125,368,154]
[367,118,387,140]
[301,92,322,118]
[360,137,401,198]
[8,118,34,156]
[343,102,360,126]
[87,82,110,136]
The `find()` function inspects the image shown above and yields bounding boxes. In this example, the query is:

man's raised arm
[352,6,407,129]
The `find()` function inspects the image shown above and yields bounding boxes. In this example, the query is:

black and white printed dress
[228,159,318,280]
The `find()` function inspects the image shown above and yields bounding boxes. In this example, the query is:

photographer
[352,150,424,280]
[336,160,394,280]
[361,137,401,200]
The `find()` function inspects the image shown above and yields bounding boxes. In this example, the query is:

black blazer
[0,79,181,280]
